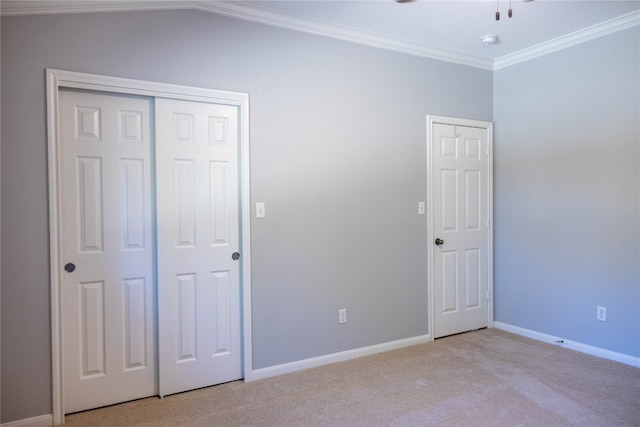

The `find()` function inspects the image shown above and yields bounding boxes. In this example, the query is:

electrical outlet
[338,308,347,324]
[597,306,606,321]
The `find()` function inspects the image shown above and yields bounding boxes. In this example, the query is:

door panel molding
[47,69,252,425]
[426,115,493,339]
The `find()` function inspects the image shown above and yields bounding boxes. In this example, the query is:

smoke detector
[481,34,499,45]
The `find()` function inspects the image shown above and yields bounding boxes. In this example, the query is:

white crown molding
[1,1,638,70]
[196,1,495,69]
[494,10,640,70]
[0,0,493,69]
[0,0,194,15]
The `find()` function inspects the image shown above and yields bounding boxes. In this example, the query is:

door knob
[435,238,444,246]
[231,252,240,261]
[64,262,76,273]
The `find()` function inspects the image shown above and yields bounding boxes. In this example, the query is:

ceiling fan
[395,0,535,21]
[495,0,535,20]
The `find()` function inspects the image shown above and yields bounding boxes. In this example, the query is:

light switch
[256,202,266,219]
[418,201,425,215]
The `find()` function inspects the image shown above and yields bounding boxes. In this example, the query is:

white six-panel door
[59,90,243,413]
[156,98,242,396]
[431,121,491,338]
[60,90,156,413]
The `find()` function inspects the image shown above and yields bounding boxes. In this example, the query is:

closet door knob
[435,238,444,246]
[232,252,240,261]
[64,262,76,273]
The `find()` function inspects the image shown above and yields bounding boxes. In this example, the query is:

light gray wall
[494,27,640,357]
[0,10,492,423]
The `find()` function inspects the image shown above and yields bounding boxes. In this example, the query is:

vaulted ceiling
[2,1,639,69]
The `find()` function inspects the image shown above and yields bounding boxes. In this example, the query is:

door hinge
[486,218,491,229]
[485,145,490,156]
[486,290,490,301]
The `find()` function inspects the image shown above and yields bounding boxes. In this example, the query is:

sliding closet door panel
[60,90,156,413]
[156,98,242,396]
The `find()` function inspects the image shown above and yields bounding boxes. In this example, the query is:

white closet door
[156,98,242,396]
[60,90,156,413]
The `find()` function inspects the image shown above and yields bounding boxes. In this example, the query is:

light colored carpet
[62,329,640,426]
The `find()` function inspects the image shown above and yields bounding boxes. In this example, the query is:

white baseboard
[246,334,432,382]
[1,414,52,427]
[494,321,640,368]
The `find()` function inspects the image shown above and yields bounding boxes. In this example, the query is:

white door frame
[47,69,253,425]
[426,115,494,339]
